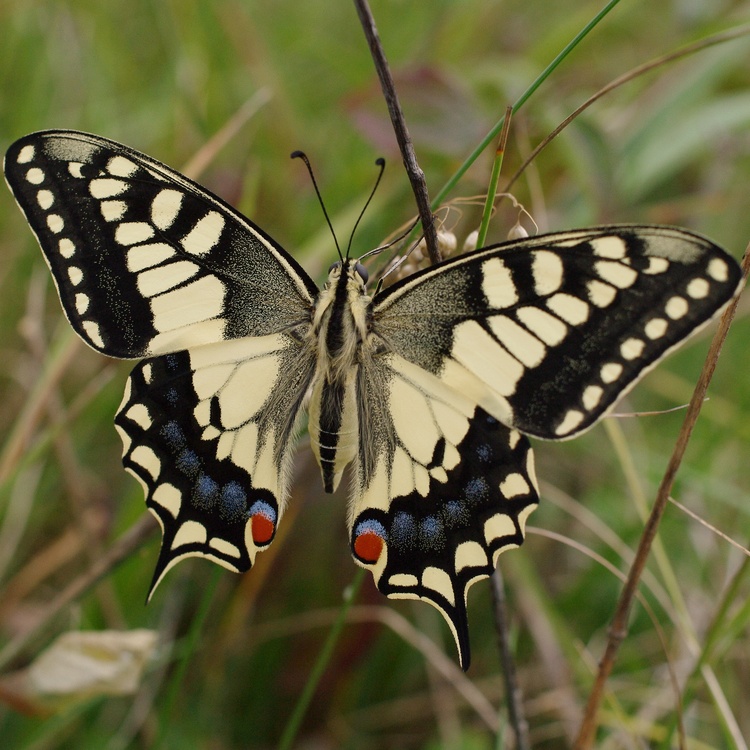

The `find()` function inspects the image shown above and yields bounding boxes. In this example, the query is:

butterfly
[4,130,742,669]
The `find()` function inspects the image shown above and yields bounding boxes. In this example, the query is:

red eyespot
[251,513,275,544]
[354,530,384,563]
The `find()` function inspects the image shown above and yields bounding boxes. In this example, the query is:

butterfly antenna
[291,150,342,261]
[346,157,386,259]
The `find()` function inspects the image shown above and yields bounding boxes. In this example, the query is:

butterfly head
[326,259,369,290]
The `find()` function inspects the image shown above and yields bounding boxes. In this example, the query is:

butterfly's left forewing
[4,131,317,358]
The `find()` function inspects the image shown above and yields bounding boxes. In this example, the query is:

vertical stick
[353,0,441,265]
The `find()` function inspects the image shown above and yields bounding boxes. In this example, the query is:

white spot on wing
[68,266,83,285]
[546,293,589,325]
[152,483,181,518]
[127,242,174,272]
[595,260,638,289]
[644,318,668,339]
[665,296,688,320]
[171,520,207,549]
[587,279,617,308]
[151,189,184,230]
[644,257,669,274]
[37,189,54,209]
[500,472,530,498]
[59,238,75,258]
[582,385,603,410]
[515,307,567,346]
[131,444,161,480]
[487,315,546,367]
[82,321,105,348]
[620,337,645,360]
[592,236,627,258]
[481,257,518,308]
[46,214,64,233]
[687,278,709,299]
[89,178,128,198]
[115,222,155,246]
[555,409,584,436]
[209,538,241,558]
[125,403,152,429]
[484,513,516,545]
[25,167,44,184]
[100,200,127,222]
[137,260,199,297]
[532,251,564,295]
[600,362,623,384]
[422,567,455,605]
[454,541,488,572]
[180,211,225,256]
[107,155,138,177]
[707,258,728,282]
[17,144,35,163]
[389,573,419,587]
[75,293,89,314]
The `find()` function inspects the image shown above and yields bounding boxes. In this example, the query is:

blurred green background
[1,1,749,748]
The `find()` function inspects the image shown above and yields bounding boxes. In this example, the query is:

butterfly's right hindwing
[115,333,316,593]
[349,353,539,669]
[4,131,317,358]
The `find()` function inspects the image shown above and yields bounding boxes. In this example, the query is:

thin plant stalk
[573,245,749,749]
[476,107,512,250]
[430,0,624,211]
[278,569,366,750]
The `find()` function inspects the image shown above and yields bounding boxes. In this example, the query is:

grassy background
[1,1,750,748]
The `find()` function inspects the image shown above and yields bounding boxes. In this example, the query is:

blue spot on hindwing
[177,449,200,478]
[193,473,219,509]
[354,518,387,540]
[419,515,446,551]
[220,481,248,523]
[161,420,186,452]
[248,499,277,524]
[464,477,489,505]
[390,511,417,551]
[442,499,470,527]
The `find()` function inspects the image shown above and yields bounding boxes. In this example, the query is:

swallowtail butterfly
[5,131,742,669]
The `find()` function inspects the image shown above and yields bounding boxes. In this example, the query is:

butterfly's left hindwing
[115,333,316,592]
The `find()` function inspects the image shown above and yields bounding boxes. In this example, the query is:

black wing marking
[4,130,317,358]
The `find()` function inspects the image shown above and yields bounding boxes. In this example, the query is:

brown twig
[490,569,530,750]
[573,243,750,749]
[352,0,441,265]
